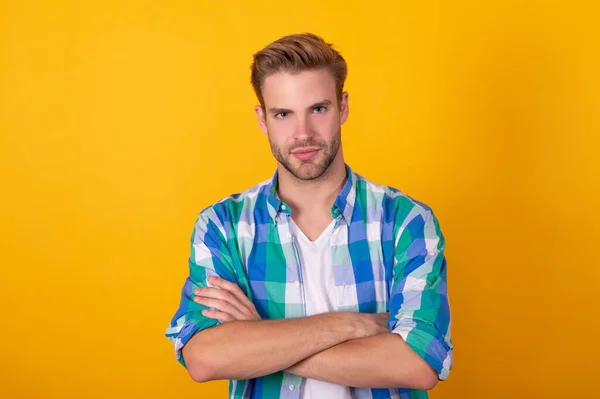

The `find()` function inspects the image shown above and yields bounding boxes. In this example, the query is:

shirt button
[294,281,300,287]
[286,232,292,239]
[289,384,295,390]
[281,204,287,210]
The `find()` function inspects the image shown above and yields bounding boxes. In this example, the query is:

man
[165,33,453,399]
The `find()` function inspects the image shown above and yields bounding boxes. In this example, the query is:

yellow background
[1,1,599,398]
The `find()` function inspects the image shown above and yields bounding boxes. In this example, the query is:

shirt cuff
[166,317,219,368]
[391,321,453,380]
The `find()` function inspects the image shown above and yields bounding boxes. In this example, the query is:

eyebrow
[268,99,333,114]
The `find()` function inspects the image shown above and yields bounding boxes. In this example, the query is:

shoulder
[355,174,444,252]
[355,172,433,215]
[195,176,273,228]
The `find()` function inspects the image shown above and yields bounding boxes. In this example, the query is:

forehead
[261,69,336,108]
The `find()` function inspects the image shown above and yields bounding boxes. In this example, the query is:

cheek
[314,114,339,136]
[266,128,287,150]
[267,119,294,140]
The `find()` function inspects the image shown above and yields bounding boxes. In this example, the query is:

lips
[291,148,320,161]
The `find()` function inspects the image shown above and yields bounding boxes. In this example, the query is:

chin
[293,162,328,181]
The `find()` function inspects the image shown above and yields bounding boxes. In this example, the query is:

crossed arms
[168,209,452,391]
[182,277,437,390]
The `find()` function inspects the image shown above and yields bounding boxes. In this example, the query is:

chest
[239,215,395,320]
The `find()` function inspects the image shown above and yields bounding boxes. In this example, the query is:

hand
[193,276,262,323]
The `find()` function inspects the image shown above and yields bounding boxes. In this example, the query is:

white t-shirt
[289,218,352,399]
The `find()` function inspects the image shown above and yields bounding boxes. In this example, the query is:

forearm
[183,312,362,382]
[285,332,438,390]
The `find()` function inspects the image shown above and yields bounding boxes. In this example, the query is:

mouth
[291,147,321,161]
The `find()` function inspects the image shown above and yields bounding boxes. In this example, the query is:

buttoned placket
[275,204,347,399]
[278,207,305,399]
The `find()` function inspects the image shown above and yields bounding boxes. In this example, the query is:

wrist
[308,312,358,342]
[337,312,369,340]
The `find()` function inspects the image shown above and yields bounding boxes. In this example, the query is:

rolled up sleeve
[388,206,453,380]
[165,210,237,367]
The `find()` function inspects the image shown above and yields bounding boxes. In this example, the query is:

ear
[339,91,349,125]
[254,105,268,134]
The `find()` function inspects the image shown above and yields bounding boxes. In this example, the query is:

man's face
[255,69,349,181]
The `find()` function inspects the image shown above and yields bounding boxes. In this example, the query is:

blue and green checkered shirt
[166,164,453,398]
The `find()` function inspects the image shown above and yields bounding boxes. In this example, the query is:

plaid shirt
[166,164,453,399]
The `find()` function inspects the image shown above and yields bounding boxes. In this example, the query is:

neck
[276,152,347,216]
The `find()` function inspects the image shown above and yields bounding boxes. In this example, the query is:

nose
[292,114,315,140]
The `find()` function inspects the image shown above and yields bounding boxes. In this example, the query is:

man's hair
[250,33,348,109]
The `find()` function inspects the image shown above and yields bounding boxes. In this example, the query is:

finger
[194,296,248,320]
[194,287,250,316]
[208,277,256,310]
[201,309,234,323]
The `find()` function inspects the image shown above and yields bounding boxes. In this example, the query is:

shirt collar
[265,164,356,226]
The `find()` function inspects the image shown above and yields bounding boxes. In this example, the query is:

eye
[313,106,326,113]
[275,112,288,119]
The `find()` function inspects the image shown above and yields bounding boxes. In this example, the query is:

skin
[254,68,349,240]
[182,68,438,390]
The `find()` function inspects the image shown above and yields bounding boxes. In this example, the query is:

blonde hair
[250,33,348,109]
